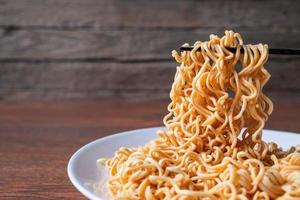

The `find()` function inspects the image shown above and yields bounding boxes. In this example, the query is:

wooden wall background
[0,0,299,100]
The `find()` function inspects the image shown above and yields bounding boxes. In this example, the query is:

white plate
[67,127,300,200]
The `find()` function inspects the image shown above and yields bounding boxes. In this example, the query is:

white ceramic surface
[68,127,300,200]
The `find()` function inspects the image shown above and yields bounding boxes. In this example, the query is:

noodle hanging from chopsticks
[101,31,300,200]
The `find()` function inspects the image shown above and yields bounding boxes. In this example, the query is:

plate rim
[67,127,162,200]
[67,126,300,200]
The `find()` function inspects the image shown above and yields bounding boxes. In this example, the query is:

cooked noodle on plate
[100,31,300,200]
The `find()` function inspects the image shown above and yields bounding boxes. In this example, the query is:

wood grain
[0,0,298,29]
[0,61,174,100]
[0,0,299,100]
[0,100,168,200]
[0,100,299,199]
[0,56,299,100]
[0,29,299,60]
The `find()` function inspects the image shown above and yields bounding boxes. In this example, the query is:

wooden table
[0,100,299,199]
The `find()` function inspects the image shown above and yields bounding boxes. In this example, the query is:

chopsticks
[180,46,300,55]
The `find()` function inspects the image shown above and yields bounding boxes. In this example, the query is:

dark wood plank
[0,0,298,102]
[0,62,174,100]
[0,56,299,100]
[0,29,299,60]
[266,56,300,91]
[0,100,299,199]
[0,0,298,29]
